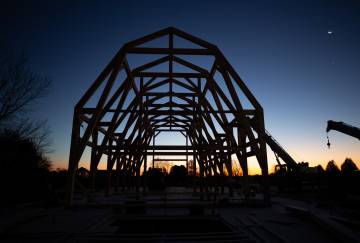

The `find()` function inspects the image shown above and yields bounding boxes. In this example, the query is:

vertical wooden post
[258,112,270,204]
[105,138,113,197]
[186,135,189,173]
[90,129,98,192]
[66,109,81,206]
[152,135,155,168]
[228,152,233,196]
[143,154,147,192]
[220,162,225,194]
[114,156,120,193]
[239,128,250,200]
[193,155,197,193]
[135,156,141,199]
[199,155,204,200]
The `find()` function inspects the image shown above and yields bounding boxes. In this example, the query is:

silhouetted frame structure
[67,27,269,205]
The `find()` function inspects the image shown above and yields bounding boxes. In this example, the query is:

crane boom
[326,120,360,140]
[265,131,298,171]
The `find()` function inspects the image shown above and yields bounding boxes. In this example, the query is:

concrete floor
[0,187,359,242]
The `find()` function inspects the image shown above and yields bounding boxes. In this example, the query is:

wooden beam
[135,72,207,78]
[126,47,213,55]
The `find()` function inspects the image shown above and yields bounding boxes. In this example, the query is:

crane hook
[326,134,331,149]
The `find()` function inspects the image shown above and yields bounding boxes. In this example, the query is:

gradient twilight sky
[1,0,359,173]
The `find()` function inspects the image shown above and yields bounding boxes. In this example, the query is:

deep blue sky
[1,0,359,171]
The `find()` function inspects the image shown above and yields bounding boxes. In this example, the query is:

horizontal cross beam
[126,47,213,55]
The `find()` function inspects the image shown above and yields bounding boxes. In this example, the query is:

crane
[326,120,360,148]
[264,131,308,191]
[265,130,299,173]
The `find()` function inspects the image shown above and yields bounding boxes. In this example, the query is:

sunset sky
[1,0,359,173]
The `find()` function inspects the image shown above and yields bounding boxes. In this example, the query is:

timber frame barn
[67,27,269,204]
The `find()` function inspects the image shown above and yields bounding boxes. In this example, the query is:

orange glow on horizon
[52,142,359,175]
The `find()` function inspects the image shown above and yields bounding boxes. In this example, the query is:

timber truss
[67,27,269,204]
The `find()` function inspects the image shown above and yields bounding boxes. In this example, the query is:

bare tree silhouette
[0,55,51,125]
[232,159,243,176]
[12,119,52,154]
[0,54,52,160]
[188,159,195,175]
[0,54,52,204]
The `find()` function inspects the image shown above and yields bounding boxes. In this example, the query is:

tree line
[323,158,358,174]
[0,54,52,205]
